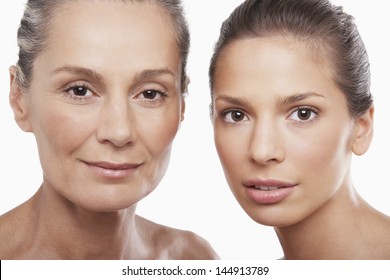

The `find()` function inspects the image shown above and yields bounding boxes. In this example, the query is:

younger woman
[209,0,390,259]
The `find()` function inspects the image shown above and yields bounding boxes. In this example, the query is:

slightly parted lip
[82,161,142,170]
[243,178,297,189]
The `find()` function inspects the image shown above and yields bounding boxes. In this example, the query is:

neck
[28,185,142,259]
[275,182,369,259]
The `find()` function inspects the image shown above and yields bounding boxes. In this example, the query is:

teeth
[254,185,279,191]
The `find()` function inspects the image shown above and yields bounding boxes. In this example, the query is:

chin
[242,205,302,228]
[79,199,139,213]
[69,190,147,213]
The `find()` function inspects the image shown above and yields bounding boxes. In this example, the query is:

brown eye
[71,86,88,96]
[143,90,159,99]
[232,111,245,121]
[223,110,248,123]
[289,106,318,123]
[297,108,311,120]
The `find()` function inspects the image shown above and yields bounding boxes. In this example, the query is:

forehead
[214,36,333,88]
[212,36,347,107]
[47,0,176,44]
[36,0,180,72]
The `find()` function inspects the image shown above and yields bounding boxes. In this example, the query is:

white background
[0,0,389,260]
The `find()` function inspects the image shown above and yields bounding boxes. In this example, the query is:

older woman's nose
[96,96,135,147]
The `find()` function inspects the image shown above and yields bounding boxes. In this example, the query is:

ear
[351,106,374,156]
[9,66,33,132]
[180,95,186,122]
[180,77,189,122]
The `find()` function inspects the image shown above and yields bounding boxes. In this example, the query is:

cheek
[31,103,95,166]
[214,125,247,181]
[138,105,181,157]
[288,124,352,187]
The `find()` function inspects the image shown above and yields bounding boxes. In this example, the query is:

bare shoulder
[135,215,219,260]
[377,214,390,258]
[0,205,31,259]
[366,209,390,259]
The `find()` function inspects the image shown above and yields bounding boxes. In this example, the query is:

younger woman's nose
[248,120,285,165]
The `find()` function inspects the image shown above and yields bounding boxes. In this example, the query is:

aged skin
[0,0,218,259]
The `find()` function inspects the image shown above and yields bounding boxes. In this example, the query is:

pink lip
[243,178,296,204]
[82,161,141,179]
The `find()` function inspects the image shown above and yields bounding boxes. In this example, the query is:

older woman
[0,0,218,260]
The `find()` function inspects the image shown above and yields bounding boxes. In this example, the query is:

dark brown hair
[209,0,373,116]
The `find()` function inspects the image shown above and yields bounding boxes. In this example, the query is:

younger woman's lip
[243,178,297,204]
[243,178,296,189]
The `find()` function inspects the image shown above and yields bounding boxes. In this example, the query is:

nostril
[96,105,135,147]
[248,126,284,165]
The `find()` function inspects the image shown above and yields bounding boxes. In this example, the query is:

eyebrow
[132,68,176,84]
[214,92,325,108]
[214,95,250,107]
[277,92,325,105]
[50,65,176,87]
[51,65,101,78]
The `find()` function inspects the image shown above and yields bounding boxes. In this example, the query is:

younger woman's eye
[222,110,249,123]
[289,107,318,123]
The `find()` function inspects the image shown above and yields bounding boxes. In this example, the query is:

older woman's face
[17,1,183,211]
[212,36,363,227]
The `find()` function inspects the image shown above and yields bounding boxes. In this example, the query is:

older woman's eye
[142,89,164,100]
[65,85,93,97]
[71,86,88,96]
[134,89,168,105]
[222,110,249,123]
[289,107,318,122]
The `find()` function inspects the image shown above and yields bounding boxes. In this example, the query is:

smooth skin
[0,1,217,259]
[212,36,390,259]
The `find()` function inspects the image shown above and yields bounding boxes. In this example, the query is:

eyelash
[219,106,319,125]
[62,83,168,105]
[288,106,319,124]
[220,109,249,124]
[63,83,95,103]
[136,89,168,104]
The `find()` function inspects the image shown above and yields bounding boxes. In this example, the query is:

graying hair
[16,0,190,93]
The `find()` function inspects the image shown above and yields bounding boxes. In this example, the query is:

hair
[15,0,190,93]
[209,0,373,117]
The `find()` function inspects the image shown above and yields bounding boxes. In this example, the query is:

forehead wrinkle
[51,65,106,87]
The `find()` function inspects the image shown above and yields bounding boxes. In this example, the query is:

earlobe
[352,106,374,156]
[9,66,33,132]
[180,96,186,122]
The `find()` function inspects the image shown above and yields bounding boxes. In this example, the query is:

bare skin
[276,184,390,259]
[212,36,390,259]
[0,187,217,259]
[0,1,218,260]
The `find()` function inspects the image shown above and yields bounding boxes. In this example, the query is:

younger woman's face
[12,1,184,212]
[212,36,364,227]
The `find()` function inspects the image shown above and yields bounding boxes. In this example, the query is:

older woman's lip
[86,161,141,170]
[82,161,142,179]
